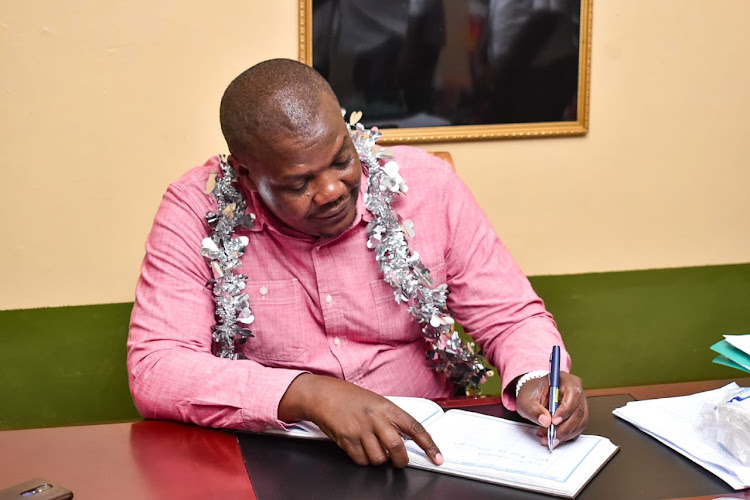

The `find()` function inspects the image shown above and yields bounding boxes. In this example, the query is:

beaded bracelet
[515,370,550,398]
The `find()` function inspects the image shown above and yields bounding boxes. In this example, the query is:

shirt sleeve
[440,162,572,411]
[127,178,305,431]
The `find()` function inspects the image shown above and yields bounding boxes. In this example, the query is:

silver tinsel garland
[201,118,492,393]
[201,157,256,359]
[351,121,491,393]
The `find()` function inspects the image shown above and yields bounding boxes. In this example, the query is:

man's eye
[333,156,353,168]
[289,181,309,193]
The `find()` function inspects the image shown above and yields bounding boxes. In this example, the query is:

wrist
[515,370,549,398]
[278,373,317,422]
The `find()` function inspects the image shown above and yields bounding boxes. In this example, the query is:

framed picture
[299,0,592,143]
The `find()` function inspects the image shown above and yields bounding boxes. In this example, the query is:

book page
[263,396,443,439]
[387,396,444,427]
[406,409,604,482]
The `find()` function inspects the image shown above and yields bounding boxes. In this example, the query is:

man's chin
[317,204,356,238]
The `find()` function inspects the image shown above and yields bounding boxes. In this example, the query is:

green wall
[1,263,748,430]
[0,303,139,430]
[530,263,749,388]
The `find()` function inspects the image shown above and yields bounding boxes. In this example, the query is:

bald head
[220,59,339,162]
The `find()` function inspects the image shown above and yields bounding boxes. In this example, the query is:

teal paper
[710,340,750,372]
[712,354,750,374]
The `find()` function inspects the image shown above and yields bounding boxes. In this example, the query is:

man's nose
[312,170,347,205]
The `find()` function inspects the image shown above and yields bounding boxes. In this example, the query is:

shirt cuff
[240,368,309,432]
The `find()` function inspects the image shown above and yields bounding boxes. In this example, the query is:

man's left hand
[515,372,589,447]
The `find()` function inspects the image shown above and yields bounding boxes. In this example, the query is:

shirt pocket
[370,263,447,345]
[240,278,305,363]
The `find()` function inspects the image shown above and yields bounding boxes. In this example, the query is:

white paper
[613,383,750,490]
[724,334,750,356]
[405,409,617,497]
[264,396,442,439]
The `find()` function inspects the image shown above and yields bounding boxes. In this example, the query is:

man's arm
[128,178,305,432]
[426,151,588,441]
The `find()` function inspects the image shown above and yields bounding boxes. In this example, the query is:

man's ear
[227,154,258,192]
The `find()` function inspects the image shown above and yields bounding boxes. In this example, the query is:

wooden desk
[0,420,255,499]
[1,379,749,499]
[585,376,750,400]
[432,376,750,409]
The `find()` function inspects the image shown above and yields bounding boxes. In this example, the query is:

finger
[516,378,551,427]
[569,402,589,438]
[552,378,588,442]
[550,374,584,425]
[375,426,410,468]
[339,439,370,466]
[360,435,389,466]
[557,399,589,442]
[388,406,443,465]
[538,399,585,443]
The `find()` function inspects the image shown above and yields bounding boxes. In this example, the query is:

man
[127,58,588,468]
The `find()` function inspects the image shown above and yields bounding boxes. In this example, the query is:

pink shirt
[127,146,570,432]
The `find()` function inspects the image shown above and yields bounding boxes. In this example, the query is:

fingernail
[434,452,444,465]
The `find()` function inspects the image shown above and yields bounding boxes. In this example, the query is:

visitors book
[266,396,618,498]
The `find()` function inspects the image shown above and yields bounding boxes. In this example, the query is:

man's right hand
[278,374,444,468]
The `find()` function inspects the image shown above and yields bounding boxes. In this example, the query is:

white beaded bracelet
[515,370,550,398]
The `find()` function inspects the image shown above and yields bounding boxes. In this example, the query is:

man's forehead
[252,124,352,177]
[253,93,340,142]
[275,139,352,179]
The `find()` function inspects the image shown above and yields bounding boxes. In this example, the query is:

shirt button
[333,337,341,346]
[326,294,333,304]
[259,286,268,296]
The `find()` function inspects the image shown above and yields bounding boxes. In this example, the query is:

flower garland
[201,118,492,393]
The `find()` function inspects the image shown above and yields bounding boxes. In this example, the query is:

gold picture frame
[299,0,592,144]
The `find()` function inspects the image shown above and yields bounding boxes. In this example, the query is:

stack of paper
[613,383,750,490]
[711,334,750,374]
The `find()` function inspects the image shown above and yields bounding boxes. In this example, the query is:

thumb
[517,377,552,427]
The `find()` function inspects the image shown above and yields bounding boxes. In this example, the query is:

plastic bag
[699,387,750,465]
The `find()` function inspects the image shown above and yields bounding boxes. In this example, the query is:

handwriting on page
[461,441,550,467]
[418,410,601,483]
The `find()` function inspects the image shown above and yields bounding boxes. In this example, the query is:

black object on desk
[237,395,738,499]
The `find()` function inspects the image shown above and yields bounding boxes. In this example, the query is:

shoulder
[388,146,456,189]
[164,156,222,210]
[384,146,466,220]
[389,146,453,172]
[152,156,221,226]
[170,156,221,196]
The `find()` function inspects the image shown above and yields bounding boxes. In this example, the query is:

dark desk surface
[1,378,749,500]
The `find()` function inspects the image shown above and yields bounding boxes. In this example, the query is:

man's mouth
[316,199,350,221]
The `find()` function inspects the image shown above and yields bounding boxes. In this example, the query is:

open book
[266,397,618,498]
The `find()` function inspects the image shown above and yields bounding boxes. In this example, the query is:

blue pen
[548,345,561,452]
